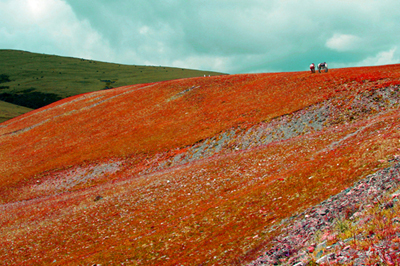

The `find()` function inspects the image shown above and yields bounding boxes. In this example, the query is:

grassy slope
[1,65,400,265]
[0,49,225,121]
[0,100,33,123]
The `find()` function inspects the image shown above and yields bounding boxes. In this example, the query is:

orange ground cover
[1,64,400,265]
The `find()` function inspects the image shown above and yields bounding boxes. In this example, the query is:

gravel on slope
[248,160,400,265]
[140,85,400,176]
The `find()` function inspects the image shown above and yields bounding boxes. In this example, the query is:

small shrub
[0,74,11,83]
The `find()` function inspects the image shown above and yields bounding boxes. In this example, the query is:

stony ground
[142,85,400,176]
[136,85,400,265]
[248,160,400,265]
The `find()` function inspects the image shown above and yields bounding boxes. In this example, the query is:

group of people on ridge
[309,62,328,73]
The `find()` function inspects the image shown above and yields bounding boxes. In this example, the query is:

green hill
[0,49,226,122]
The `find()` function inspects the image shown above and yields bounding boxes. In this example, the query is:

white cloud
[326,34,362,52]
[329,47,400,69]
[0,0,113,61]
[171,55,231,73]
[2,0,400,73]
[357,47,399,66]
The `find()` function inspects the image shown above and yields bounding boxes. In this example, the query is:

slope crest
[1,65,400,265]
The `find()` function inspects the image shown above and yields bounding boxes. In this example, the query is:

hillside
[1,65,400,265]
[0,49,225,121]
[0,100,33,123]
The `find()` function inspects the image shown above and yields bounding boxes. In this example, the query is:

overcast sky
[1,0,399,74]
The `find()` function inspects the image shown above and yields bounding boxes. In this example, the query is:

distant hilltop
[0,49,226,123]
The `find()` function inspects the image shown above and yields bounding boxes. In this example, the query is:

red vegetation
[1,64,400,265]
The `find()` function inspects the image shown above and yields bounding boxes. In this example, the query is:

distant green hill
[0,49,226,122]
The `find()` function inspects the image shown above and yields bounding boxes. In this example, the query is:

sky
[1,0,400,74]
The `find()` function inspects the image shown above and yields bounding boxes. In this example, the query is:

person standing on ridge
[310,63,315,73]
[318,62,328,73]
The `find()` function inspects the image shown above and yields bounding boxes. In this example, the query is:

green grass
[0,100,33,123]
[0,49,226,122]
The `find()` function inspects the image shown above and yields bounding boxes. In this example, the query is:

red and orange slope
[1,65,400,265]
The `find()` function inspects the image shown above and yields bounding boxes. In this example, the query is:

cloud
[2,0,400,73]
[357,47,400,66]
[63,0,400,73]
[171,55,231,73]
[0,0,114,61]
[326,34,362,52]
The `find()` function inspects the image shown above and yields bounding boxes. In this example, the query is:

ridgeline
[0,49,225,123]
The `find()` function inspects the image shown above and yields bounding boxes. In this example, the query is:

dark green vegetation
[0,88,62,109]
[0,49,225,122]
